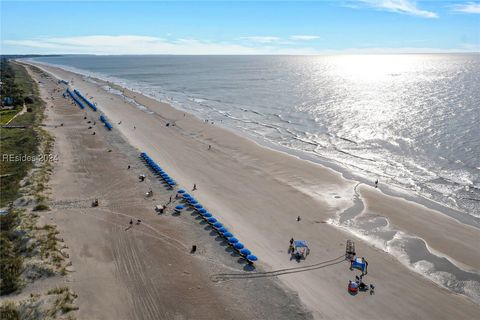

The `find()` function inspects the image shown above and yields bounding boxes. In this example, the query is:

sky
[1,1,479,55]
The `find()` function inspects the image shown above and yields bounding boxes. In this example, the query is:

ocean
[31,54,480,220]
[29,54,480,302]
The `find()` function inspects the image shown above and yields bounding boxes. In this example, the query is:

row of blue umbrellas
[74,89,97,111]
[99,114,113,130]
[181,191,258,264]
[140,152,177,188]
[65,88,85,109]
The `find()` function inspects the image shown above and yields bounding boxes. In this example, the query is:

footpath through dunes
[29,65,311,320]
[30,62,480,320]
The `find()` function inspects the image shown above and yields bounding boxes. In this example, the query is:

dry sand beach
[24,61,480,319]
[21,64,310,320]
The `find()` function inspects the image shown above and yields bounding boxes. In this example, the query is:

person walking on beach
[375,179,378,188]
[169,195,172,204]
[193,184,197,191]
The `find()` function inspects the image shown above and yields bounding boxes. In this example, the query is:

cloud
[358,0,438,18]
[289,35,320,41]
[2,35,318,55]
[239,36,281,43]
[452,2,480,13]
[3,35,477,55]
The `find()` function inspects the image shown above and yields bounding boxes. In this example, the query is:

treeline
[1,59,23,107]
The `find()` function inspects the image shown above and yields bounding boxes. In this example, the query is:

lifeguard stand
[346,240,356,260]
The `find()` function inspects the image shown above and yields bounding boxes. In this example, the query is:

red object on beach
[348,282,359,293]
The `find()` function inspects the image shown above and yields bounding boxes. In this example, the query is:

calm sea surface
[32,55,480,219]
[30,54,480,302]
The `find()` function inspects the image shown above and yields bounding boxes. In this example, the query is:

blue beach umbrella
[234,243,244,250]
[175,205,184,210]
[203,212,212,218]
[198,208,207,214]
[194,204,203,209]
[207,217,217,223]
[218,227,228,234]
[240,249,251,256]
[228,237,239,244]
[213,222,223,229]
[183,193,191,198]
[178,189,186,194]
[247,255,258,262]
[189,200,198,205]
[223,232,233,238]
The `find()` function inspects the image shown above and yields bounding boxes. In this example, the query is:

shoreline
[23,59,480,231]
[25,61,480,318]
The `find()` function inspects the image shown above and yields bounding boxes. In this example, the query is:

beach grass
[0,62,44,207]
[0,301,20,320]
[0,210,23,295]
[0,109,19,125]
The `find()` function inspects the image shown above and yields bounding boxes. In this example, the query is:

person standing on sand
[375,179,378,188]
[193,184,197,191]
